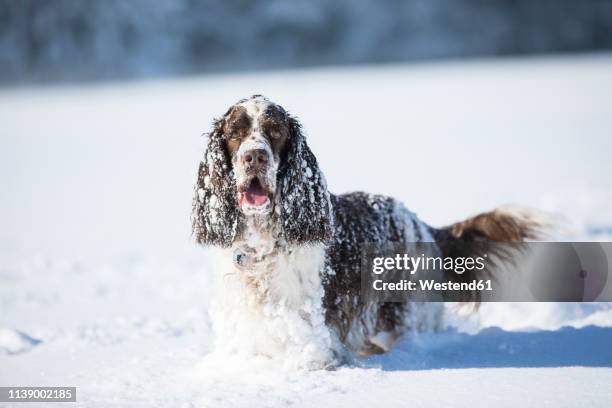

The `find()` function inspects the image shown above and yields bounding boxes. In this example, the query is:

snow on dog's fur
[192,95,543,368]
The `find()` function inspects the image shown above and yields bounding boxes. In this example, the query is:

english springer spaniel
[192,95,540,368]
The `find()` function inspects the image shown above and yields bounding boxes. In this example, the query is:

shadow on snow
[363,325,612,371]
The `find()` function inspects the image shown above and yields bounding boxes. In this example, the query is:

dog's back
[323,192,543,355]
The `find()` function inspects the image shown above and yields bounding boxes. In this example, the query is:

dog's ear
[277,116,333,245]
[192,117,241,247]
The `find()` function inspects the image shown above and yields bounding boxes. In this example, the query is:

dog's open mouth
[240,177,270,207]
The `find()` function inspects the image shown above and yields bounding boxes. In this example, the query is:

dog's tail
[431,206,547,305]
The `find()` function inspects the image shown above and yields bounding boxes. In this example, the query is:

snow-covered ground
[1,53,612,407]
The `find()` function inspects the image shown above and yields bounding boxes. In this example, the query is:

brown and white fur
[192,95,541,369]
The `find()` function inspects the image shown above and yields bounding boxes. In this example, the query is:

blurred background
[2,0,612,258]
[1,0,612,85]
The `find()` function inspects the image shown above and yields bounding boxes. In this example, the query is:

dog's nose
[242,149,269,167]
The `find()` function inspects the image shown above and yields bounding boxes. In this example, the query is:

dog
[192,95,541,368]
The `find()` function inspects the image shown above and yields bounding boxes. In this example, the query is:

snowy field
[1,53,612,407]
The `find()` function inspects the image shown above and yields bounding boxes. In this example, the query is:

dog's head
[192,95,332,247]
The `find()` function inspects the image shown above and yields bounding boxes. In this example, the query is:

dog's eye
[268,130,280,139]
[228,131,241,140]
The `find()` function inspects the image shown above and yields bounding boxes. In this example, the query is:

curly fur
[192,116,242,247]
[277,117,333,245]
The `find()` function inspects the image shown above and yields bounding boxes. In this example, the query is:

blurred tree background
[1,0,611,84]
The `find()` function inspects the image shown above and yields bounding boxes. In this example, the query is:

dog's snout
[242,149,269,168]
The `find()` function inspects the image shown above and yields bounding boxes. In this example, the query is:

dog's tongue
[242,180,268,206]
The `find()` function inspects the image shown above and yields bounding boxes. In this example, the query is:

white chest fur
[209,242,339,369]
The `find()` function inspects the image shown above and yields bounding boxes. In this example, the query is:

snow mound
[0,328,41,355]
